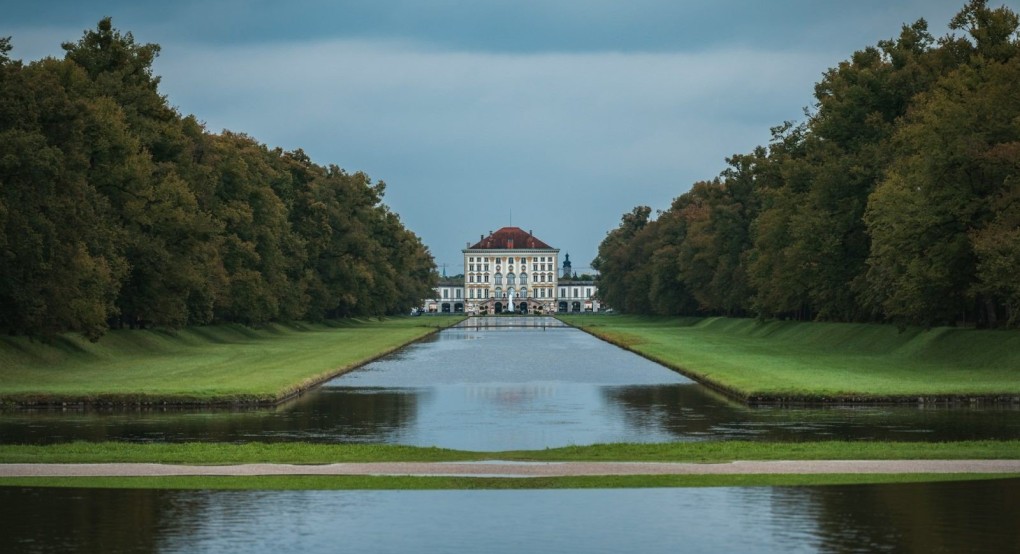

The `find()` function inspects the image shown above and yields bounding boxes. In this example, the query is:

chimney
[466,241,470,248]
[529,229,533,236]
[480,234,484,241]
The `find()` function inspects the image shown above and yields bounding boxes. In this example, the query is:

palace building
[422,227,601,315]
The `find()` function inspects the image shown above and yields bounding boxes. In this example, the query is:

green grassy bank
[2,440,1017,464]
[0,317,464,406]
[559,315,1020,403]
[2,441,1018,489]
[4,473,1013,490]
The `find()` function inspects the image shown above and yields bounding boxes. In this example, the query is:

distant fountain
[508,290,515,313]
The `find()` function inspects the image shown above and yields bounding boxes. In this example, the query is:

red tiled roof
[468,227,554,250]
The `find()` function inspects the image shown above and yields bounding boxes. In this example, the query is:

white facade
[422,227,600,314]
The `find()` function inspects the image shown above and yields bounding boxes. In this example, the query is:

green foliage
[594,1,1020,328]
[0,20,436,339]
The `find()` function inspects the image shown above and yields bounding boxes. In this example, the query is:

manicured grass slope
[3,441,1018,489]
[0,317,463,405]
[559,315,1020,401]
[2,440,1017,464]
[4,473,1013,490]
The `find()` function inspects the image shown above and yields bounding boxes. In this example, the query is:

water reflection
[2,317,1019,450]
[4,479,1019,553]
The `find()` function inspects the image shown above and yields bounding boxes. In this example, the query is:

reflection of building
[423,227,601,314]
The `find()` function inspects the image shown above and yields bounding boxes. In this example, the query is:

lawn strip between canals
[1,440,1019,464]
[3,460,1020,478]
[1,473,1018,491]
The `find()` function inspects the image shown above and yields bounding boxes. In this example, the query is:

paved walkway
[3,460,1020,478]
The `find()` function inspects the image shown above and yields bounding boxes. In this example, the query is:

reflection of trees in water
[766,479,1020,552]
[0,487,173,553]
[0,389,422,444]
[600,385,745,438]
[602,386,1020,442]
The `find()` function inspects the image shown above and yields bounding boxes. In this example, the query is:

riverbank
[558,315,1020,404]
[0,317,465,407]
[2,440,1018,489]
[2,440,1017,464]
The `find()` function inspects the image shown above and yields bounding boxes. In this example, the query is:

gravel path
[3,460,1020,478]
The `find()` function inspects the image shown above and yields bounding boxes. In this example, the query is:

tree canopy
[595,1,1020,328]
[0,19,437,340]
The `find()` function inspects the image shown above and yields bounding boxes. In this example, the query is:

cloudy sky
[5,0,979,274]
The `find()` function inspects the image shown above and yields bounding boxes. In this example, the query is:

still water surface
[3,317,1018,450]
[4,479,1019,553]
[4,317,1020,552]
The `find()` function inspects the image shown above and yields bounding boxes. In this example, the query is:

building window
[443,289,449,299]
[573,288,579,298]
[495,287,502,297]
[560,288,566,297]
[495,273,502,285]
[507,274,516,285]
[520,273,528,284]
[456,289,462,299]
[521,287,528,297]
[586,288,592,298]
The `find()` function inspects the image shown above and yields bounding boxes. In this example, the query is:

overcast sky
[5,0,982,274]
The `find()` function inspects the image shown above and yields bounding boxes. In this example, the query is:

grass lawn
[0,316,464,405]
[4,440,1019,489]
[3,473,1014,490]
[559,315,1020,402]
[2,440,1018,489]
[2,440,1017,464]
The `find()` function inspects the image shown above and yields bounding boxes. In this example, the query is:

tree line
[0,19,437,340]
[594,1,1020,328]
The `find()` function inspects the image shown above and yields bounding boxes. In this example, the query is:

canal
[3,316,1018,552]
[3,317,1019,450]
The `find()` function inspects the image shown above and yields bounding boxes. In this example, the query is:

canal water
[4,478,1019,553]
[2,317,1018,450]
[4,316,1019,552]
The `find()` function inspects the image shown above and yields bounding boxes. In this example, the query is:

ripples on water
[4,480,1019,553]
[4,317,1019,552]
[3,318,1019,450]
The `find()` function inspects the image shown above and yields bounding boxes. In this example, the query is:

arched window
[495,287,502,297]
[507,273,516,285]
[520,287,528,297]
[494,273,503,285]
[520,273,528,285]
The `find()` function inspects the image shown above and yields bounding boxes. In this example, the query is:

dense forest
[0,19,437,340]
[594,0,1020,328]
